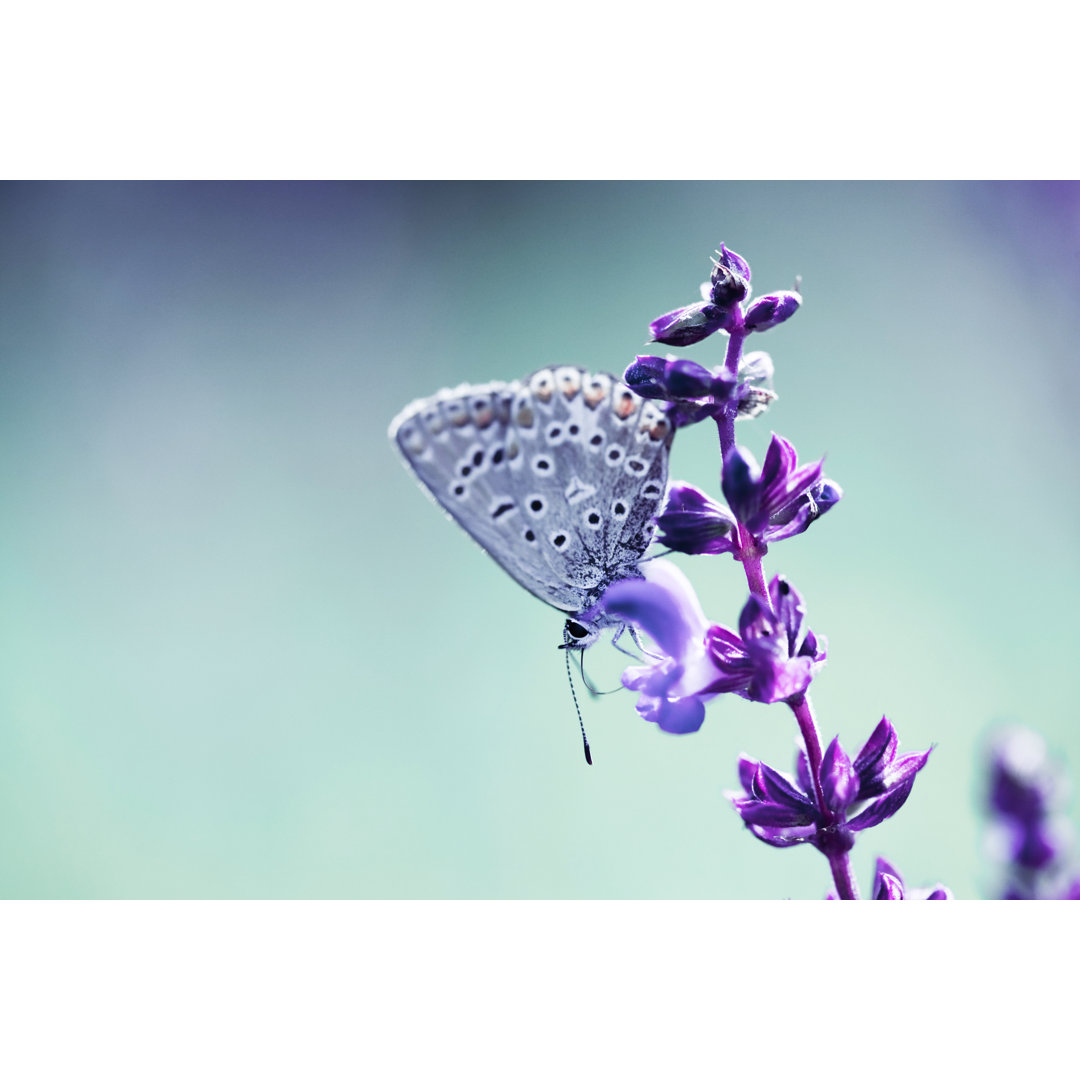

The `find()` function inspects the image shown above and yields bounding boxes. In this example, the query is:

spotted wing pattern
[389,365,674,615]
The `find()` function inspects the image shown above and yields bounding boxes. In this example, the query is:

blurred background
[1,181,1078,899]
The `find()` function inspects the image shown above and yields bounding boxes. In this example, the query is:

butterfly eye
[565,620,590,640]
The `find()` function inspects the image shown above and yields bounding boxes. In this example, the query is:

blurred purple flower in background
[985,727,1080,899]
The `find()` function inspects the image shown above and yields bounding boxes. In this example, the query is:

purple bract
[704,577,827,704]
[721,435,838,546]
[729,717,931,853]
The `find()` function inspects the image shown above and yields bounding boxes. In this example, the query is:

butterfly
[389,365,675,651]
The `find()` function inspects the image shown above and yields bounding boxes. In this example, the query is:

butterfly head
[560,618,598,651]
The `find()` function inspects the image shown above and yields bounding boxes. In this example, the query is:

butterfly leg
[610,624,645,661]
[616,624,664,662]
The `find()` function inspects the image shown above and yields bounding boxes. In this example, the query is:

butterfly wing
[389,366,674,615]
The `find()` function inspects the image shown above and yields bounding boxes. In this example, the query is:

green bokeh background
[2,181,1078,898]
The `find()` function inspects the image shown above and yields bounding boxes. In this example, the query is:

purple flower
[721,435,841,547]
[985,727,1078,897]
[627,350,778,431]
[602,572,827,728]
[988,727,1058,828]
[624,355,736,405]
[765,478,843,544]
[655,473,841,558]
[600,560,721,735]
[871,857,952,900]
[704,577,827,704]
[729,718,932,852]
[648,301,731,347]
[654,483,738,556]
[844,715,935,821]
[744,290,801,333]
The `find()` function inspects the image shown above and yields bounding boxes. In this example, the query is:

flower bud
[820,737,858,813]
[623,355,671,399]
[664,358,718,399]
[648,301,728,347]
[874,872,906,900]
[708,244,751,308]
[655,483,737,556]
[720,444,762,527]
[744,290,802,333]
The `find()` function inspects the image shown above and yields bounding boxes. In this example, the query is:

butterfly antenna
[563,630,593,765]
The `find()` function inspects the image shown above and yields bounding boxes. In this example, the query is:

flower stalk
[606,244,944,899]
